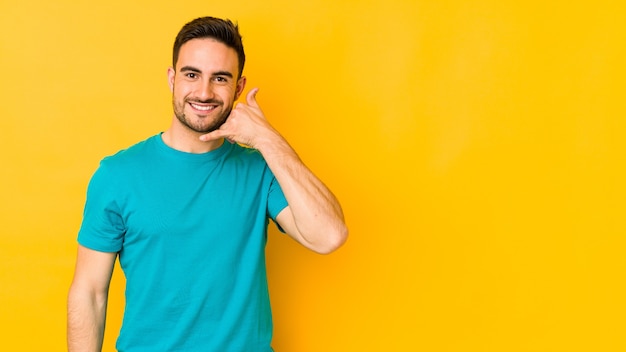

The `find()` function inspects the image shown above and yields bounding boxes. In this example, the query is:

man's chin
[176,116,226,135]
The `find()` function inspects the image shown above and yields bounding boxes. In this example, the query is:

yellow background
[1,0,625,351]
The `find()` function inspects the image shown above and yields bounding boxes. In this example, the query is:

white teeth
[190,103,215,111]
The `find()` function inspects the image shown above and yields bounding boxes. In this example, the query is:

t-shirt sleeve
[77,161,126,253]
[267,174,288,232]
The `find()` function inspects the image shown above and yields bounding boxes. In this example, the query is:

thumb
[246,88,260,108]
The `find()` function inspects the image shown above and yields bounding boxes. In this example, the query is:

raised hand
[199,88,280,149]
[200,88,347,254]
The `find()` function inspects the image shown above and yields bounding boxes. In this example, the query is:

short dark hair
[172,16,245,77]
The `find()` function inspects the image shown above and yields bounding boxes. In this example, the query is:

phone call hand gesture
[199,88,280,150]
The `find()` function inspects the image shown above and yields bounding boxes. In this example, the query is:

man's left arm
[200,88,348,254]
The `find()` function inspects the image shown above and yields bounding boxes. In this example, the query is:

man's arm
[264,139,347,254]
[67,245,117,351]
[200,88,348,254]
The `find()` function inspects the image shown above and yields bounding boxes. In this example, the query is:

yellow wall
[1,0,625,350]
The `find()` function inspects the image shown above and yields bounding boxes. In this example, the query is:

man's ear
[235,76,247,100]
[167,67,175,92]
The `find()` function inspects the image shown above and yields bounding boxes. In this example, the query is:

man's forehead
[176,38,238,72]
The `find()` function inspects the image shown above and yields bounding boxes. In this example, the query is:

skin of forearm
[256,134,348,252]
[67,290,107,352]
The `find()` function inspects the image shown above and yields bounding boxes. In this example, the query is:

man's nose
[196,80,215,101]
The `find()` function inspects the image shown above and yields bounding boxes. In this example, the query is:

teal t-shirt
[78,134,288,351]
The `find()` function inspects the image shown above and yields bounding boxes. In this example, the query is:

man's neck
[161,122,224,154]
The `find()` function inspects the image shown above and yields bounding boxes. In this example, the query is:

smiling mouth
[189,102,218,112]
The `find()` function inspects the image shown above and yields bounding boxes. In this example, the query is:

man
[67,16,348,351]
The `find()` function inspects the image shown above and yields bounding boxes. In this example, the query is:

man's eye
[185,73,197,79]
[214,77,227,82]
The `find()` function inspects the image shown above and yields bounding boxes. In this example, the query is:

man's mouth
[189,102,218,112]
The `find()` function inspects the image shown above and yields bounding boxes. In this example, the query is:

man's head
[167,17,247,136]
[172,16,245,78]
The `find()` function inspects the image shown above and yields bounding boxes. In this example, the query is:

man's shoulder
[94,134,159,178]
[102,135,158,164]
[228,143,265,163]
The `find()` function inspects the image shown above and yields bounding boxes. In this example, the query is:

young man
[67,16,348,351]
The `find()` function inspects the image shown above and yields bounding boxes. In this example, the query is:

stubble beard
[172,96,233,134]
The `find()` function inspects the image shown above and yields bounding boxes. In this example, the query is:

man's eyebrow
[179,67,234,78]
[212,71,234,78]
[179,66,202,73]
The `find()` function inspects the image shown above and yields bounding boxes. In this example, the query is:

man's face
[168,38,245,134]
